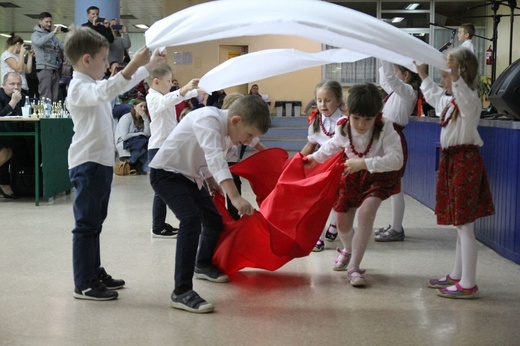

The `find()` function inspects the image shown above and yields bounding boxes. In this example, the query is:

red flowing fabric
[213,150,345,274]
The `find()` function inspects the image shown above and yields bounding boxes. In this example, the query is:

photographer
[108,19,131,65]
[81,6,114,43]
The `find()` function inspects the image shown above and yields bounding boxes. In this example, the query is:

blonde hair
[64,26,109,65]
[221,92,243,110]
[449,47,479,90]
[148,63,172,84]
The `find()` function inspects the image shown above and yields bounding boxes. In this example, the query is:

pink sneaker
[427,274,460,288]
[333,248,351,271]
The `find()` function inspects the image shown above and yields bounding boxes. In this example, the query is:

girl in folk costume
[306,84,403,287]
[300,81,345,252]
[374,61,420,242]
[415,48,494,299]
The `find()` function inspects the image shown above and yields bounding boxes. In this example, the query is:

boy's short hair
[87,6,99,13]
[148,63,172,84]
[64,26,109,65]
[459,23,475,39]
[346,83,383,118]
[227,95,270,133]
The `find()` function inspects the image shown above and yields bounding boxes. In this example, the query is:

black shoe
[73,278,118,301]
[194,265,229,283]
[151,223,178,238]
[0,185,17,199]
[170,290,214,313]
[98,267,125,290]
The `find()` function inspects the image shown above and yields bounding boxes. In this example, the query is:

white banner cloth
[199,48,368,93]
[145,0,447,90]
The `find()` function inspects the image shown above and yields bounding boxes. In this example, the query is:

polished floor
[1,174,520,346]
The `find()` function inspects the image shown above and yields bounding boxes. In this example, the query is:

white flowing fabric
[198,48,368,93]
[145,0,447,90]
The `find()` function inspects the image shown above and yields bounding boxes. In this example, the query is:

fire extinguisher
[486,46,493,66]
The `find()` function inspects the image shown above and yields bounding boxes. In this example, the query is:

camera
[111,25,123,30]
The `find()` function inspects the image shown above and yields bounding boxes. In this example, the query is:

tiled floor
[1,174,520,345]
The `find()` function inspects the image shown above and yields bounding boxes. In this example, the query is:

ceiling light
[0,33,11,37]
[405,3,420,10]
[392,17,404,23]
[134,24,149,29]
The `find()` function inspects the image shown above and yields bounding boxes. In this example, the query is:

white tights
[336,197,382,271]
[390,191,405,231]
[448,222,478,289]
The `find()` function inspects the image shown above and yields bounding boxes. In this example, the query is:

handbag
[113,160,134,176]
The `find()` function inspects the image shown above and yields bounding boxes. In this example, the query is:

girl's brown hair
[6,33,23,50]
[340,83,383,139]
[130,97,146,128]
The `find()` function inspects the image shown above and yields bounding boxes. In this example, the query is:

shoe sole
[170,298,214,313]
[374,237,405,242]
[151,230,178,239]
[194,273,229,283]
[436,290,479,299]
[349,279,366,287]
[104,284,125,290]
[312,247,324,252]
[73,292,118,301]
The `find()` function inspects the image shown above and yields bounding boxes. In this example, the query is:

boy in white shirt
[65,26,164,301]
[457,23,475,53]
[149,95,270,313]
[146,63,200,238]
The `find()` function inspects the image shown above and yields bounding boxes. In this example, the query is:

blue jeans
[150,168,223,295]
[149,149,167,231]
[69,162,113,287]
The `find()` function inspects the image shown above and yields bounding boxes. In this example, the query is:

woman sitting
[115,97,150,174]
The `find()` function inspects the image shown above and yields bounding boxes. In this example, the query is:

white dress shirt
[420,77,483,148]
[379,61,417,127]
[146,87,198,150]
[67,67,149,169]
[149,107,233,189]
[307,108,343,146]
[312,117,403,173]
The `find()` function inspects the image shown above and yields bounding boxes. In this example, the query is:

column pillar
[75,0,120,26]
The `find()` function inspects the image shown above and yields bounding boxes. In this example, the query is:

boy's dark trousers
[69,162,112,287]
[148,148,167,231]
[150,168,223,295]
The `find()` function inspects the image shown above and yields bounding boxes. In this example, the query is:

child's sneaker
[194,265,229,283]
[427,274,460,288]
[375,224,390,236]
[324,224,338,241]
[98,267,125,290]
[73,278,118,301]
[170,290,214,313]
[347,269,366,287]
[333,248,351,271]
[437,283,479,299]
[151,223,178,238]
[374,227,405,242]
[312,239,325,252]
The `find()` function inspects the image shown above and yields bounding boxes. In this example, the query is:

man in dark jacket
[82,6,114,43]
[0,72,25,117]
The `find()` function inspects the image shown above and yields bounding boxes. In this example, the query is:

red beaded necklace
[320,116,335,137]
[439,99,459,127]
[346,120,375,158]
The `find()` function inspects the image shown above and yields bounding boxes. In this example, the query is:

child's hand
[344,158,366,174]
[446,54,460,82]
[180,79,200,96]
[230,196,255,216]
[132,46,151,67]
[413,61,428,80]
[145,48,166,71]
[205,177,223,196]
[303,154,317,168]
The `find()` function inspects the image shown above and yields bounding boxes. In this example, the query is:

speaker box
[488,58,520,120]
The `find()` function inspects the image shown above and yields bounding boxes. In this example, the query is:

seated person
[0,72,26,198]
[114,97,150,174]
